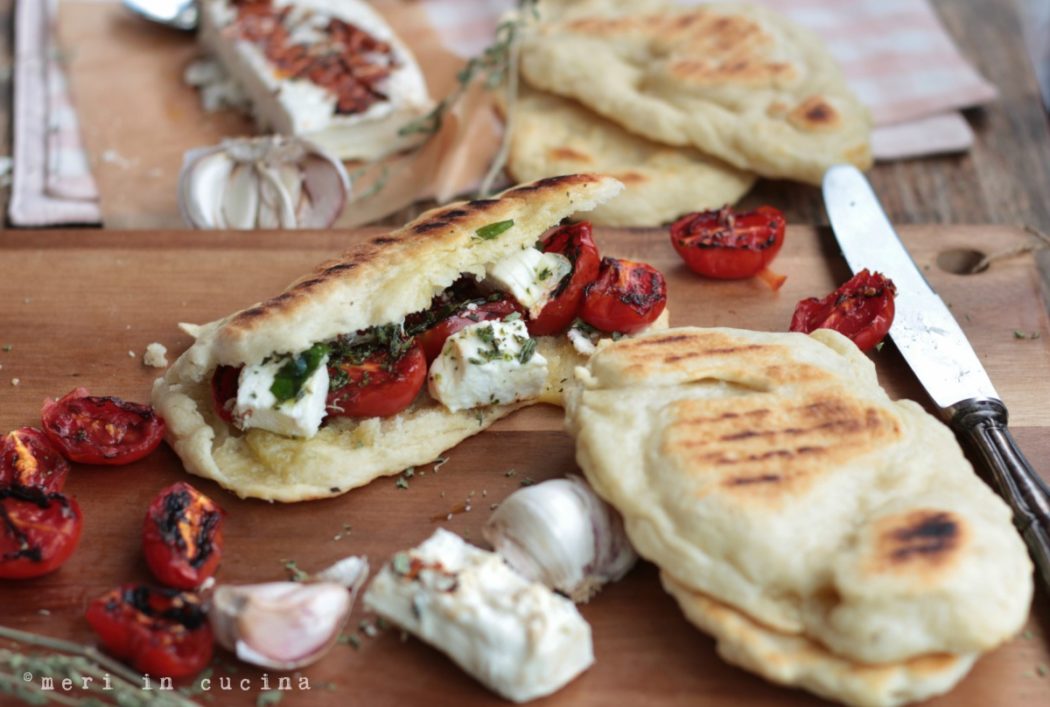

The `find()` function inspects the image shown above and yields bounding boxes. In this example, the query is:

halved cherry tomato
[418,299,522,363]
[86,584,213,679]
[0,427,69,492]
[143,482,225,590]
[211,365,242,424]
[0,487,82,579]
[326,342,427,418]
[670,205,786,280]
[41,388,166,465]
[580,258,667,334]
[528,222,602,336]
[789,269,897,352]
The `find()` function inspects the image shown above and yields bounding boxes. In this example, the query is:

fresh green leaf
[270,343,329,403]
[475,220,514,240]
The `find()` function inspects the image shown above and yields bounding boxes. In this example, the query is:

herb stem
[478,18,522,197]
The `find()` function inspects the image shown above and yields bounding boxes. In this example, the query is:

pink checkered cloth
[9,0,101,227]
[424,0,997,161]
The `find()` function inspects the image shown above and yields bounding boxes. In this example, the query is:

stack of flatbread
[508,0,873,226]
[564,327,1033,707]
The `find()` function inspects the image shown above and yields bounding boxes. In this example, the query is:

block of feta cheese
[232,352,329,437]
[364,529,594,703]
[198,0,433,161]
[427,319,548,412]
[486,248,571,318]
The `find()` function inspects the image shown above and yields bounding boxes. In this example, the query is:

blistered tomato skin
[670,205,786,280]
[86,584,213,679]
[789,269,897,352]
[528,222,602,336]
[326,342,427,419]
[0,487,82,579]
[143,482,225,590]
[41,388,166,465]
[580,257,668,335]
[0,427,70,492]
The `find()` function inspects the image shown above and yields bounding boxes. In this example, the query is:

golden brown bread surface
[152,175,624,502]
[565,327,1032,666]
[661,573,977,707]
[520,2,872,184]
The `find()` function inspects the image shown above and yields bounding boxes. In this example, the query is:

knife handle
[950,398,1050,591]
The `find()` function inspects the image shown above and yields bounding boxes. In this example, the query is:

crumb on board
[143,342,169,368]
[10,378,19,386]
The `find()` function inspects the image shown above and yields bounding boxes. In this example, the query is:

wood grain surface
[0,224,1048,706]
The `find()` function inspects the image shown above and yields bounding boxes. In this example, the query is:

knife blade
[823,164,1050,591]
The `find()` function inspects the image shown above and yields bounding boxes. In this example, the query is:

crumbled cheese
[486,248,571,318]
[427,320,547,412]
[142,342,169,368]
[233,353,330,438]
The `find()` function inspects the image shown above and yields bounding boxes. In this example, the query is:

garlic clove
[178,135,350,230]
[222,163,261,229]
[483,475,637,603]
[208,554,368,671]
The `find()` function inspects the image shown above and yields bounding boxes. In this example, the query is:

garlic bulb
[178,135,350,229]
[482,475,636,602]
[208,555,368,670]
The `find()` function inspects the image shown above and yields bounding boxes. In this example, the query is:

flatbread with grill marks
[152,175,625,502]
[564,326,1031,666]
[519,2,872,184]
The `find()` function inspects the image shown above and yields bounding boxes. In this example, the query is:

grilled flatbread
[520,2,872,184]
[153,175,627,502]
[507,86,755,227]
[564,327,1031,665]
[661,573,977,707]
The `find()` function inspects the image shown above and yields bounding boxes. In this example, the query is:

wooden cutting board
[0,224,1048,706]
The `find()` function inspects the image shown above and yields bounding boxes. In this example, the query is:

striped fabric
[10,0,101,226]
[422,0,997,160]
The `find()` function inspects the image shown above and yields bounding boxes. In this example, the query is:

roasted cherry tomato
[210,365,242,424]
[789,269,897,352]
[0,487,82,579]
[528,222,602,336]
[670,205,787,281]
[417,299,522,363]
[86,584,213,679]
[326,342,427,418]
[143,482,225,590]
[41,388,166,465]
[0,427,69,492]
[580,257,667,334]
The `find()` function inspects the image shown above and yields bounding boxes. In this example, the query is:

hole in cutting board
[936,249,988,275]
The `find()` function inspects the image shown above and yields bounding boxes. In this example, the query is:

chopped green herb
[610,331,625,341]
[1038,664,1049,677]
[1014,330,1040,340]
[1,345,11,352]
[475,219,515,240]
[270,342,329,403]
[395,476,409,490]
[392,552,412,575]
[537,267,552,281]
[281,559,309,582]
[504,469,517,477]
[518,338,537,364]
[503,312,522,322]
[337,632,361,649]
[403,467,416,478]
[874,341,885,351]
[257,690,285,707]
[520,477,536,487]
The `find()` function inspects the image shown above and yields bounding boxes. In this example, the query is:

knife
[823,164,1050,591]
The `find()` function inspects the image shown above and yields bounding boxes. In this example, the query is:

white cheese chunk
[198,0,433,161]
[142,342,170,368]
[427,320,547,412]
[364,529,594,703]
[232,354,329,438]
[486,248,571,318]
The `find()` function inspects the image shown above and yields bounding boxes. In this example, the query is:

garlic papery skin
[178,135,350,229]
[482,475,637,602]
[208,555,368,670]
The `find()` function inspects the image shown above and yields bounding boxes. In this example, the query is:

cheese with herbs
[233,354,330,438]
[363,529,594,703]
[427,320,548,412]
[486,248,571,318]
